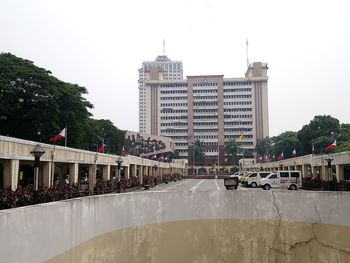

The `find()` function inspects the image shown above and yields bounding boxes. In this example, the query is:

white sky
[1,0,349,136]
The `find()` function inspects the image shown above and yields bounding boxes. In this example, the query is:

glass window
[291,172,300,178]
[280,172,289,178]
[260,173,270,178]
[249,173,257,178]
[269,173,277,179]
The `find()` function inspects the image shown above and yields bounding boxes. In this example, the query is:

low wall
[1,190,350,263]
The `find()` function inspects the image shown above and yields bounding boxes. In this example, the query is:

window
[280,172,289,178]
[291,172,300,178]
[249,173,257,178]
[260,173,270,178]
[269,174,277,179]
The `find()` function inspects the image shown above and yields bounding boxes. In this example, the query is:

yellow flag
[239,133,244,141]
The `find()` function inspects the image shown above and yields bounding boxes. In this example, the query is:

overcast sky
[1,0,349,136]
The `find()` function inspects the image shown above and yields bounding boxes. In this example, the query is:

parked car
[243,171,272,188]
[259,170,302,190]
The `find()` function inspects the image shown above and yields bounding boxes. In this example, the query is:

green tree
[0,53,93,148]
[84,119,125,154]
[297,115,340,155]
[255,137,273,159]
[189,140,206,165]
[225,139,239,165]
[272,131,301,159]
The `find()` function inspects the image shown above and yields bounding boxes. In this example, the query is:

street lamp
[30,144,45,203]
[116,156,123,192]
[325,156,334,181]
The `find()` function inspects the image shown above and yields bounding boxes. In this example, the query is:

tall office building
[143,62,269,166]
[138,55,183,133]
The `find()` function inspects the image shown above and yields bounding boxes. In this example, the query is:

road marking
[214,179,220,190]
[190,179,204,191]
[161,180,192,191]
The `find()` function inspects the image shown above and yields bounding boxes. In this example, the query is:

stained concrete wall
[1,190,350,263]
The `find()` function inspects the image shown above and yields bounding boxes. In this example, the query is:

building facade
[142,62,269,166]
[138,55,183,133]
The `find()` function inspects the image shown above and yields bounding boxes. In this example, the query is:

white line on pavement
[161,179,192,191]
[214,179,220,190]
[190,179,204,191]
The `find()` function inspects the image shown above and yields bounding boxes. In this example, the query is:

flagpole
[51,143,55,187]
[65,126,67,147]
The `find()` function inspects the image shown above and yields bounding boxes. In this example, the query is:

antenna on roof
[246,38,249,68]
[163,39,166,55]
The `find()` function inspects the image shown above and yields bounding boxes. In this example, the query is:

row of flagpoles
[257,140,337,162]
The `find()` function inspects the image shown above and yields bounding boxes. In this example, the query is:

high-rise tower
[138,55,183,133]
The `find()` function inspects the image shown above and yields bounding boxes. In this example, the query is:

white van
[243,171,273,188]
[259,171,302,190]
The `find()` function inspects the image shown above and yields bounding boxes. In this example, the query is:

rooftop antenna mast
[163,39,165,55]
[246,38,249,68]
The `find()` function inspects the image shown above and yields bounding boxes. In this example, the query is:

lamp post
[30,144,45,203]
[325,156,334,181]
[116,156,123,192]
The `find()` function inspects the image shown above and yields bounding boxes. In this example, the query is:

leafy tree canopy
[0,53,125,153]
[225,139,239,165]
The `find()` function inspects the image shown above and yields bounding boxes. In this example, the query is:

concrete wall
[1,190,350,263]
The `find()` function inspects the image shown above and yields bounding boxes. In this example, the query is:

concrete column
[68,163,79,184]
[88,164,96,191]
[336,165,344,182]
[102,165,110,181]
[124,166,130,180]
[301,164,307,178]
[3,159,20,191]
[312,166,317,178]
[42,162,52,187]
[321,165,328,181]
[131,164,136,177]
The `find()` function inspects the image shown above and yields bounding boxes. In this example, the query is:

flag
[121,146,127,156]
[325,140,337,151]
[239,133,244,141]
[151,155,157,160]
[258,156,263,162]
[159,155,164,161]
[50,128,66,142]
[292,149,296,157]
[277,152,284,160]
[97,143,105,153]
[312,145,315,155]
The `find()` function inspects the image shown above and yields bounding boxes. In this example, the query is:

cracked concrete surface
[1,190,350,263]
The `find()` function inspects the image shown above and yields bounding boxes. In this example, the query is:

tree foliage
[297,115,340,155]
[0,53,125,153]
[189,140,206,165]
[225,139,239,165]
[255,137,273,159]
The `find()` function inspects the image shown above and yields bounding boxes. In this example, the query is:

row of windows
[161,129,188,133]
[193,122,218,126]
[193,89,218,93]
[160,116,187,120]
[224,128,252,132]
[160,84,186,88]
[193,129,218,133]
[224,101,252,105]
[161,109,187,113]
[193,83,217,87]
[193,109,217,113]
[160,90,187,94]
[193,96,217,100]
[161,103,187,107]
[224,82,252,86]
[224,108,252,112]
[224,134,253,139]
[224,95,252,99]
[223,121,252,125]
[160,96,187,101]
[193,115,218,119]
[223,88,251,92]
[223,114,252,119]
[161,123,188,127]
[193,102,218,106]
